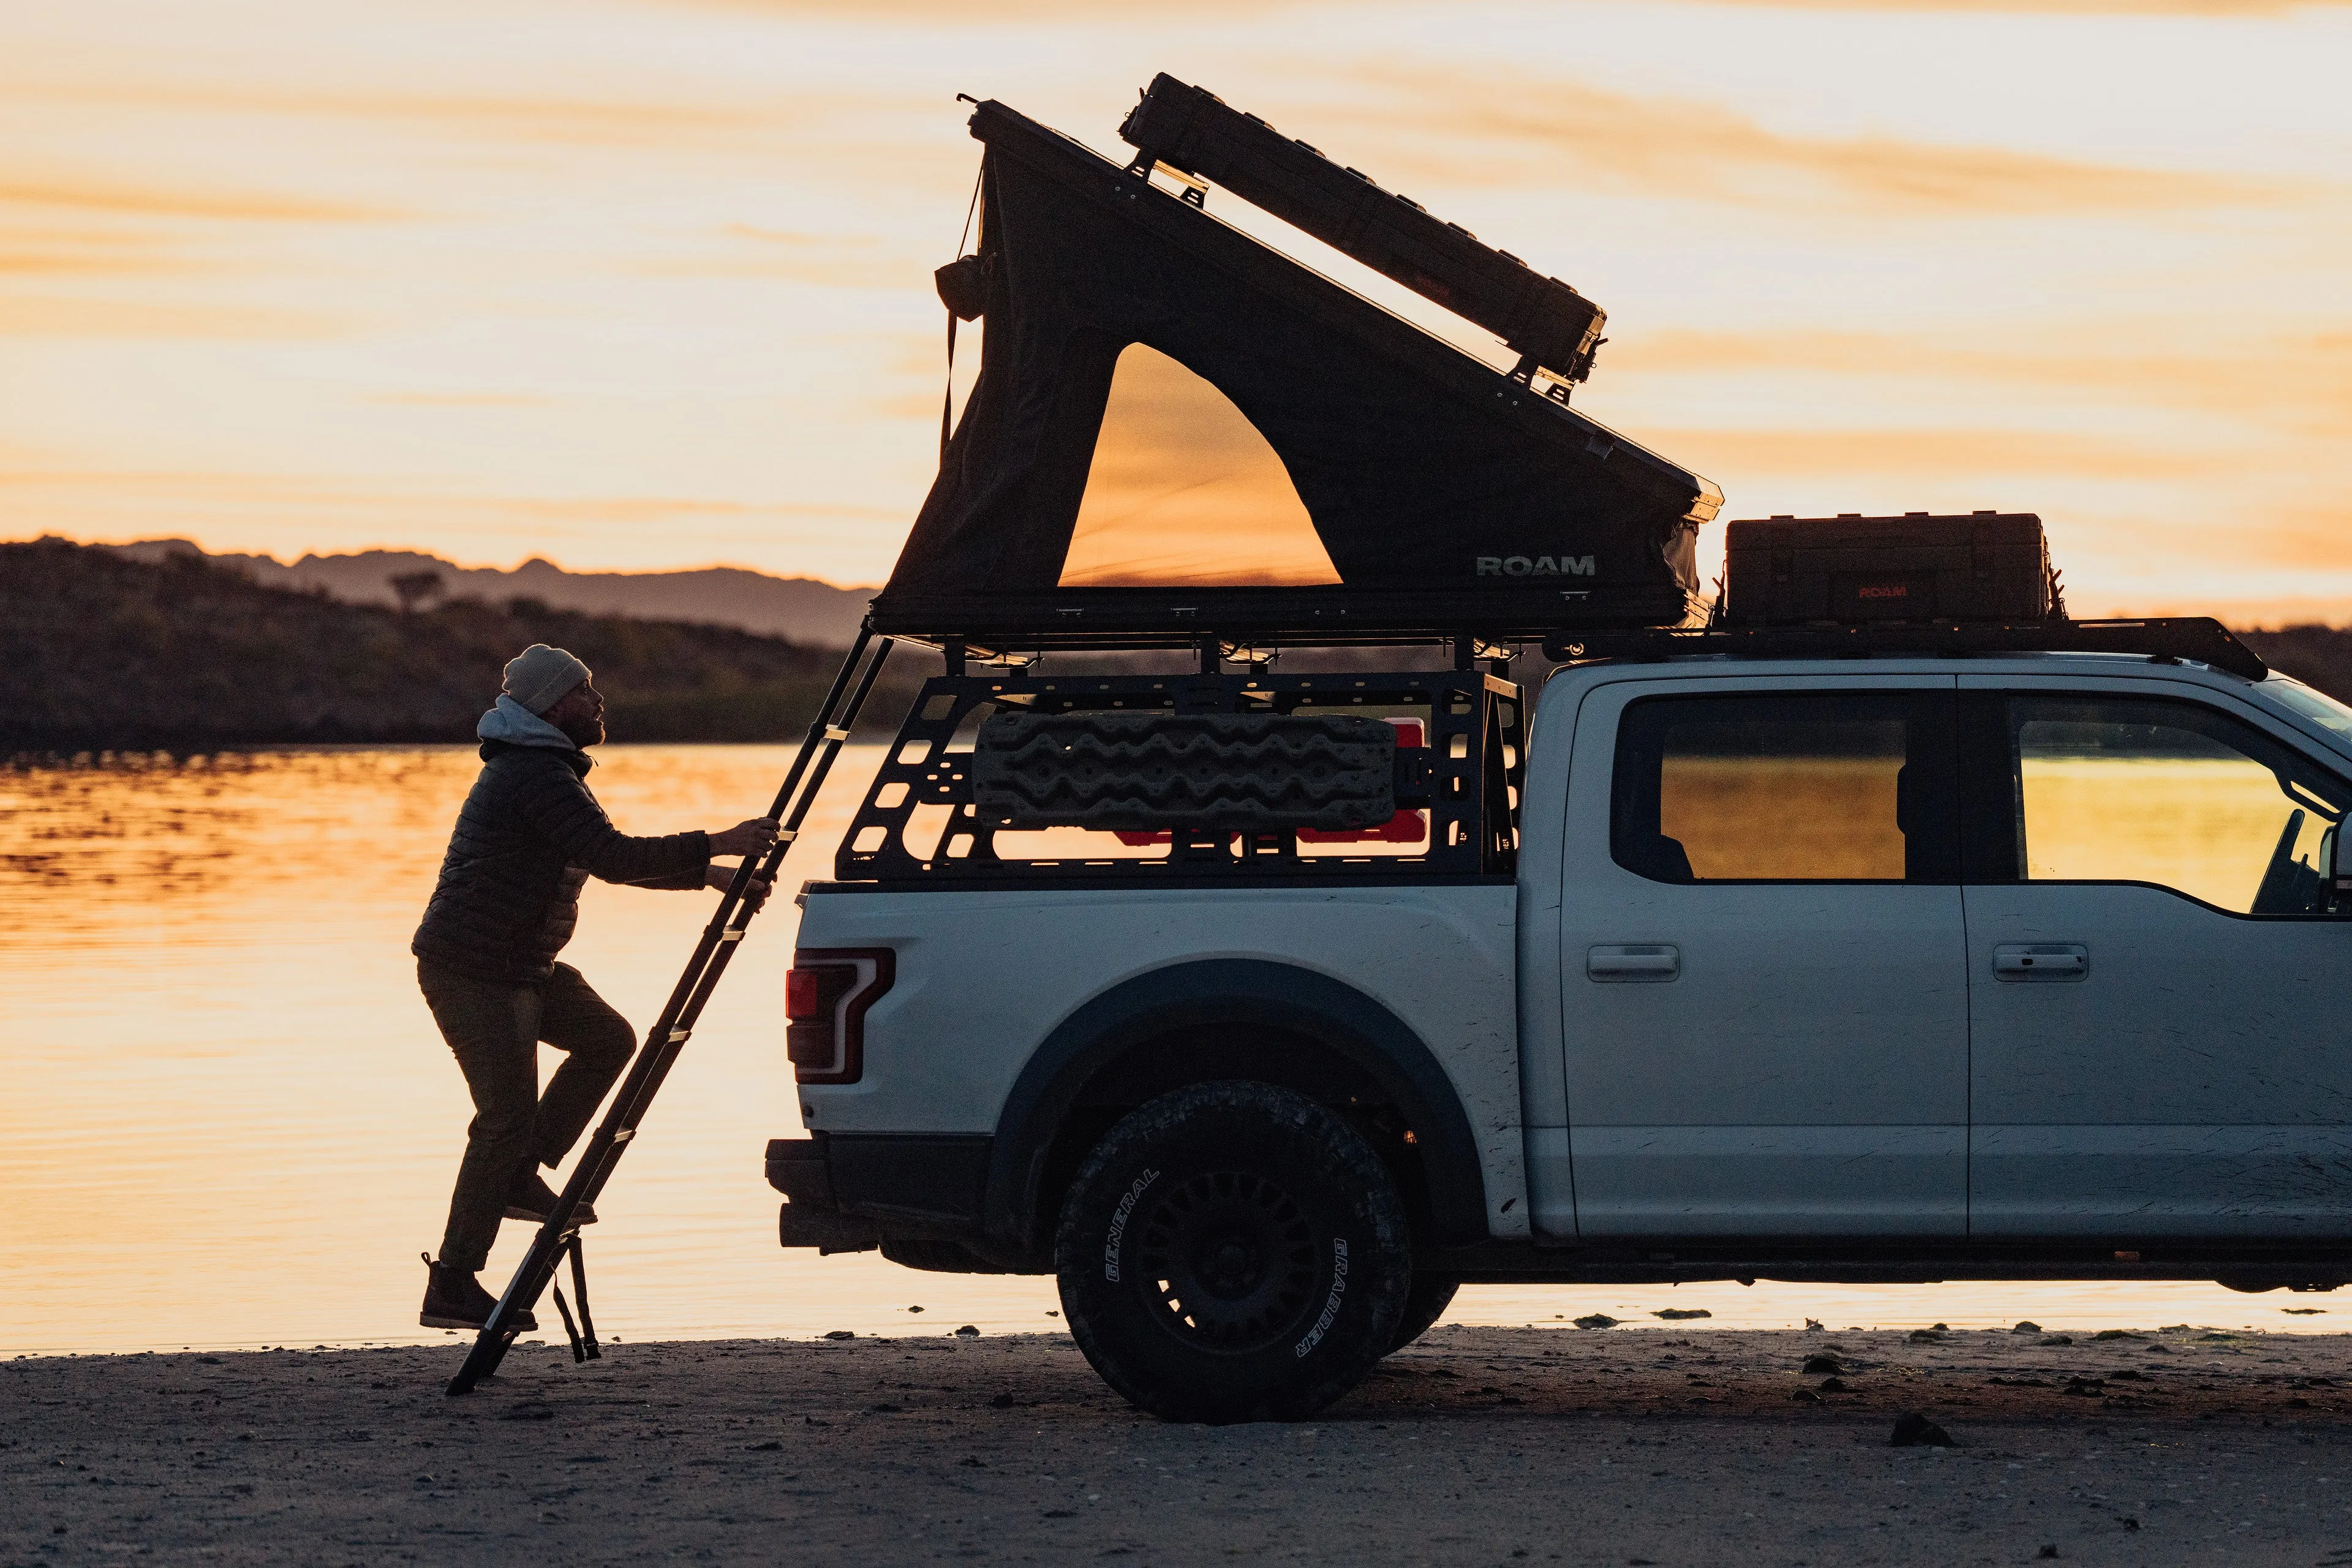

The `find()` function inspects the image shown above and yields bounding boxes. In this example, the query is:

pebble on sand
[1889,1412,1956,1448]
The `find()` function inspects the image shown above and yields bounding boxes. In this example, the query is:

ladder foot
[552,1285,586,1364]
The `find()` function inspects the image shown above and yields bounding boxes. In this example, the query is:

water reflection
[0,747,2328,1354]
[1,743,1072,1354]
[4,749,477,919]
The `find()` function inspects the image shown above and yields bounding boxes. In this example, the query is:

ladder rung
[720,928,745,942]
[667,1028,690,1043]
[614,1128,635,1143]
[776,828,797,842]
[823,726,850,742]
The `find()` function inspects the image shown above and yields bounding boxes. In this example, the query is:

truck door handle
[1993,943,2087,981]
[1588,944,1679,982]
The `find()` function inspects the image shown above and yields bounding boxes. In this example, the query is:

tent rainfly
[870,89,1723,649]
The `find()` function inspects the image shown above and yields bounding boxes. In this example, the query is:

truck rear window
[1610,692,1958,883]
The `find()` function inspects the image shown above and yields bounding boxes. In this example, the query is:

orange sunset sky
[2,1,2347,620]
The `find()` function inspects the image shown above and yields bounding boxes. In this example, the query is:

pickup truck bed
[791,879,1525,1254]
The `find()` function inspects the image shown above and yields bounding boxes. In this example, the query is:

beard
[557,713,605,748]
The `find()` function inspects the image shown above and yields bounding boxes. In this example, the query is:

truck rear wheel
[1055,1081,1412,1423]
[1387,1275,1460,1354]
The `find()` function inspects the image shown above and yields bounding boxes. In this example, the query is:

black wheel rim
[1132,1170,1321,1354]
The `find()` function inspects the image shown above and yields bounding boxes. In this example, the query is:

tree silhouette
[388,569,445,614]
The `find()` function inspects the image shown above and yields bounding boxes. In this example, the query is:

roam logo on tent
[1476,554,1595,578]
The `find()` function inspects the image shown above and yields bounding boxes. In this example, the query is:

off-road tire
[1386,1275,1460,1354]
[1055,1081,1412,1423]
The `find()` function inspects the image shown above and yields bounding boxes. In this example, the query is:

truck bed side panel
[794,883,1529,1240]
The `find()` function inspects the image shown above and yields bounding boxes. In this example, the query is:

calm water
[0,745,2328,1355]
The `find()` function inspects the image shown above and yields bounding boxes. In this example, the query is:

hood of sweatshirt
[475,694,580,751]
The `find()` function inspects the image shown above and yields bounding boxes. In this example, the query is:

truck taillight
[785,948,894,1085]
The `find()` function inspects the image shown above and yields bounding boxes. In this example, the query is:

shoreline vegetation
[9,536,2352,754]
[1,537,933,752]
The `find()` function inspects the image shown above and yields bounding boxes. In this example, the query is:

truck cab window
[1610,692,1957,883]
[2001,695,2346,915]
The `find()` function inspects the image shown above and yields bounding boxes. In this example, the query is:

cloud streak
[0,297,341,337]
[660,0,2341,13]
[2128,503,2352,571]
[1640,426,2223,481]
[1667,0,2339,12]
[645,225,917,287]
[1304,65,2293,213]
[7,76,941,159]
[0,178,385,224]
[1608,330,2352,432]
[657,0,1289,15]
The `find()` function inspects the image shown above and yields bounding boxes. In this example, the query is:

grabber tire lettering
[1053,1080,1412,1425]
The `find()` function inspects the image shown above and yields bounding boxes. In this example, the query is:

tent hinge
[1123,150,1210,208]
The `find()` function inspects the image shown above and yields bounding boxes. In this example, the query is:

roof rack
[1541,617,2267,682]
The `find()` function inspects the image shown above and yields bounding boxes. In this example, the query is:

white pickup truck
[766,633,2352,1422]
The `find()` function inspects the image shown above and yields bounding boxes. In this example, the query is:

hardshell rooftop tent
[870,85,1724,650]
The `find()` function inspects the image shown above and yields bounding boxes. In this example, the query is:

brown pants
[418,959,635,1272]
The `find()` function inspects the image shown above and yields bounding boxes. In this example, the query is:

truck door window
[1610,692,1957,883]
[2000,695,2345,915]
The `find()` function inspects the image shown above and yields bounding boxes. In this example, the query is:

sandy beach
[8,1324,2351,1565]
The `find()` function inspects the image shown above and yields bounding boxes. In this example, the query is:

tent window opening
[1057,344,1340,589]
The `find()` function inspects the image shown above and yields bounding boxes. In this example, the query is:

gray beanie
[502,644,592,714]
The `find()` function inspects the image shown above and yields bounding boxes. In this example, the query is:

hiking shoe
[504,1172,596,1226]
[419,1254,537,1333]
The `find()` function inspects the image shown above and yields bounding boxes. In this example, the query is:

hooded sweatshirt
[412,703,710,984]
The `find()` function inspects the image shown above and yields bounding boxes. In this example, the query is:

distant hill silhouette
[13,537,2352,752]
[2239,627,2352,711]
[100,539,877,647]
[2,538,928,751]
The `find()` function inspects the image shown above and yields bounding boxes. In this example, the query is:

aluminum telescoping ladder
[446,628,894,1396]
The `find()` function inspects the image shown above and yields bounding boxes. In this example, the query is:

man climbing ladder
[441,628,891,1394]
[412,643,778,1331]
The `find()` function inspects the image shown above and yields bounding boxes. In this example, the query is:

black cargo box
[1722,512,2051,626]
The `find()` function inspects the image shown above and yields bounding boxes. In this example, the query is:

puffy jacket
[412,741,709,984]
